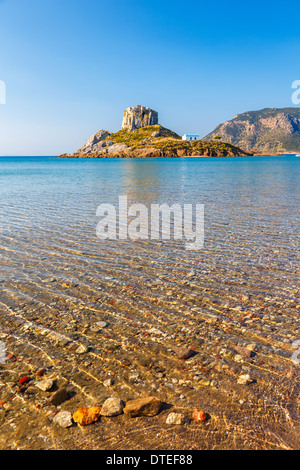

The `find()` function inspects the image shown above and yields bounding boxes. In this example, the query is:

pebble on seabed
[166,412,186,425]
[53,410,73,428]
[100,397,125,417]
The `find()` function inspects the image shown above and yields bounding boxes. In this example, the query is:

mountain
[203,108,300,153]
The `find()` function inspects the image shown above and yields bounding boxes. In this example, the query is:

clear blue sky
[0,0,300,155]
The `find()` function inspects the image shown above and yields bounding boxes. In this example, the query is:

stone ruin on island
[122,105,158,131]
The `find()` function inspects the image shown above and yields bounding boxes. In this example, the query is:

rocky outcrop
[103,143,128,154]
[77,129,112,154]
[204,108,300,153]
[122,105,158,131]
[66,105,159,156]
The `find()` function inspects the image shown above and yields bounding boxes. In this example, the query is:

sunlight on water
[0,156,299,450]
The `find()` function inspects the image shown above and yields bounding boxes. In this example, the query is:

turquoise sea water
[0,155,300,449]
[0,156,299,285]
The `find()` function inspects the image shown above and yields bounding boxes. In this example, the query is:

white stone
[100,397,124,417]
[53,410,73,428]
[35,379,53,392]
[166,412,185,425]
[75,344,89,354]
[237,373,252,385]
[96,321,109,328]
[103,378,114,387]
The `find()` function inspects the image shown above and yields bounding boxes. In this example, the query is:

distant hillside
[203,108,300,153]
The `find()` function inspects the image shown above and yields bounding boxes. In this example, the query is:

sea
[0,155,299,449]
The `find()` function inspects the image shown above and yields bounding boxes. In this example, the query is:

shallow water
[0,155,299,450]
[0,156,299,295]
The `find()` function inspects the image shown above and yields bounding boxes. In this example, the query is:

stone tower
[122,105,158,131]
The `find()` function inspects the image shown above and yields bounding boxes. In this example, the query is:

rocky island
[58,105,253,159]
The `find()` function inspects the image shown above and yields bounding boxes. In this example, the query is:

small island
[57,105,257,159]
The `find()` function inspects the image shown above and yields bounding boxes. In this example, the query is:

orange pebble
[192,410,208,422]
[73,407,102,426]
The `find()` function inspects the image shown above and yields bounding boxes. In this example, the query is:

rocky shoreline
[56,146,254,159]
[0,263,299,450]
[56,150,282,159]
